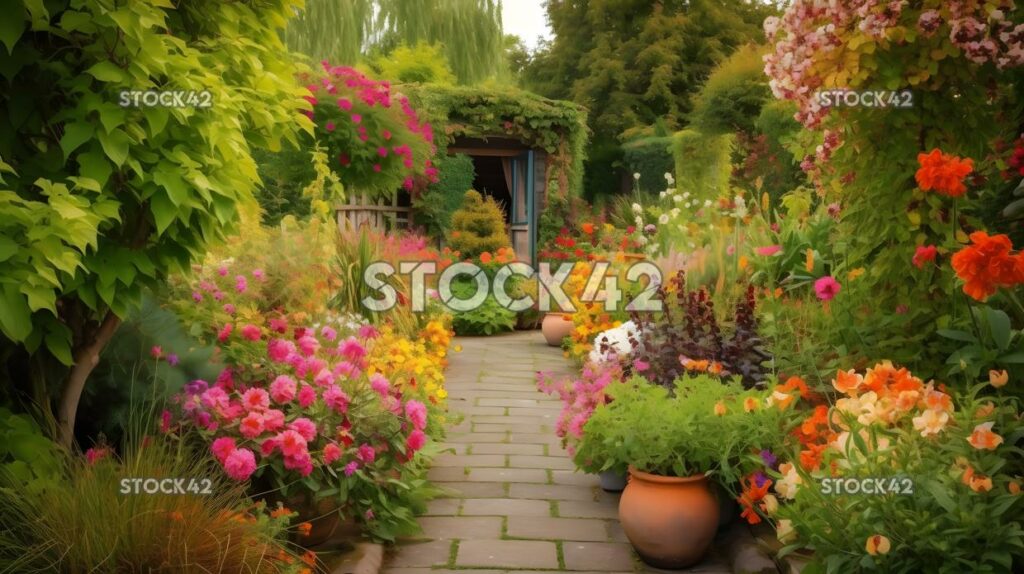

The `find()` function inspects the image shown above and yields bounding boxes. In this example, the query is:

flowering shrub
[762,365,1024,573]
[302,62,437,194]
[537,362,625,469]
[168,318,437,541]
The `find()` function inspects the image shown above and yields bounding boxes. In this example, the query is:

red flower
[915,149,974,197]
[912,245,937,269]
[951,231,1024,300]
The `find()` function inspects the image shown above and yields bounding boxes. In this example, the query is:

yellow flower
[776,519,796,543]
[436,388,448,399]
[865,535,891,556]
[804,249,814,272]
[847,267,865,280]
[713,402,727,416]
[454,345,462,353]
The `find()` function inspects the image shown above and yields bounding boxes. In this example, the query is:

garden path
[381,331,734,574]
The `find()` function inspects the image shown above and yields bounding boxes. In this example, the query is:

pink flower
[323,385,351,414]
[269,318,288,333]
[167,354,179,367]
[235,275,248,293]
[633,359,650,372]
[568,413,587,438]
[358,325,379,339]
[192,291,203,302]
[298,335,320,357]
[298,384,317,408]
[405,400,427,431]
[240,412,265,438]
[406,429,426,454]
[912,244,937,269]
[224,448,257,481]
[268,339,295,362]
[337,98,352,111]
[351,114,362,124]
[223,303,236,314]
[202,387,230,412]
[270,375,297,403]
[211,437,237,464]
[814,276,841,301]
[320,326,337,341]
[357,444,376,463]
[217,323,233,342]
[159,410,173,433]
[344,461,359,476]
[213,291,225,301]
[377,147,388,157]
[325,121,336,131]
[85,446,110,465]
[372,163,382,172]
[370,374,390,396]
[323,443,342,465]
[289,417,318,442]
[150,346,163,359]
[277,430,308,458]
[217,265,228,277]
[242,388,270,412]
[284,452,314,476]
[314,368,336,387]
[755,245,783,256]
[339,337,367,361]
[241,324,261,341]
[382,129,392,140]
[260,438,278,457]
[263,409,285,432]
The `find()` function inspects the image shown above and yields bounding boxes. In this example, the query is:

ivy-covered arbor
[407,85,588,262]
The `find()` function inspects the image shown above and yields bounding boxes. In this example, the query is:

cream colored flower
[776,519,796,543]
[911,408,950,437]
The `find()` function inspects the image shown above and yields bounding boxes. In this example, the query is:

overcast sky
[502,0,552,50]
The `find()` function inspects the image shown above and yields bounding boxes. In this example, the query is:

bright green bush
[374,43,456,85]
[448,190,511,259]
[449,283,516,336]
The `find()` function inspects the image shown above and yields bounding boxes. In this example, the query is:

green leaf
[998,351,1024,364]
[44,330,72,365]
[987,308,1012,351]
[0,4,26,55]
[85,61,127,83]
[924,480,957,513]
[937,329,976,343]
[98,128,131,166]
[0,283,32,341]
[60,122,95,159]
[150,190,176,235]
[154,162,188,206]
[77,150,112,189]
[0,235,17,262]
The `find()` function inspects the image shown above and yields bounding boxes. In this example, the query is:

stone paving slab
[562,542,638,571]
[456,539,559,569]
[506,516,609,541]
[461,497,552,517]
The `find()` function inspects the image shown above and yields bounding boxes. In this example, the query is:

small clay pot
[599,469,628,492]
[618,467,719,569]
[541,313,574,347]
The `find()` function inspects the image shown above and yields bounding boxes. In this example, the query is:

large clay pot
[618,467,719,569]
[541,312,574,347]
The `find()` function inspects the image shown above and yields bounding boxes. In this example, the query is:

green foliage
[622,137,675,194]
[374,43,456,84]
[286,0,505,84]
[0,0,309,432]
[672,130,734,199]
[582,376,787,480]
[0,408,62,492]
[449,285,517,336]
[407,84,589,198]
[414,153,475,236]
[253,146,315,225]
[689,44,771,136]
[448,190,511,259]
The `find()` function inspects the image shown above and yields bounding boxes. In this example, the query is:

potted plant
[541,312,575,346]
[585,375,788,569]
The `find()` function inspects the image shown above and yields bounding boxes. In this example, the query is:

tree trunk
[57,311,122,449]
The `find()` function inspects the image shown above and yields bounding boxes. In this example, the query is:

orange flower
[479,252,493,264]
[270,506,292,519]
[974,402,996,419]
[962,466,994,492]
[297,522,313,537]
[833,369,863,396]
[581,222,595,234]
[743,397,759,413]
[967,422,1004,450]
[989,369,1009,388]
[737,474,772,525]
[168,511,184,522]
[713,401,727,416]
[951,231,1024,301]
[915,148,974,197]
[779,376,811,399]
[301,550,317,566]
[865,534,892,555]
[799,443,827,471]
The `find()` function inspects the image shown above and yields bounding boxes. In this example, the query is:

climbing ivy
[406,85,589,202]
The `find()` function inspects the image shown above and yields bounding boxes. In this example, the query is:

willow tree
[285,0,505,84]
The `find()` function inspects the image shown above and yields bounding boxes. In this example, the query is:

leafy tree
[286,0,504,84]
[0,1,309,446]
[689,44,771,136]
[448,190,510,259]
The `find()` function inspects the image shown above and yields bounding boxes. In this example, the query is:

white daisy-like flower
[633,172,641,180]
[670,208,681,217]
[673,195,683,203]
[634,215,643,226]
[631,203,643,214]
[704,199,713,207]
[658,214,669,224]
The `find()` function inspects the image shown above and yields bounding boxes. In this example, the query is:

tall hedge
[672,130,734,199]
[623,136,675,194]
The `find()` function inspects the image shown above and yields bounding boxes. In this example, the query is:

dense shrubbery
[447,190,511,259]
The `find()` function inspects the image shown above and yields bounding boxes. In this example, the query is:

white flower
[634,215,643,226]
[673,195,683,203]
[633,172,641,180]
[587,321,639,365]
[682,192,690,199]
[659,191,666,199]
[685,201,692,208]
[775,465,803,500]
[658,214,669,224]
[631,203,642,214]
[663,172,673,181]
[704,199,712,207]
[637,235,648,245]
[670,208,681,217]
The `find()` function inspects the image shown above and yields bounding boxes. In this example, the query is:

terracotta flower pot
[618,467,719,569]
[541,312,574,347]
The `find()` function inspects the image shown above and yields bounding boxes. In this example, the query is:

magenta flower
[755,245,783,256]
[192,291,203,302]
[159,410,173,433]
[263,409,285,432]
[277,429,308,458]
[298,335,320,357]
[288,417,318,442]
[235,275,248,293]
[372,163,382,172]
[339,337,367,361]
[217,323,232,342]
[377,147,388,157]
[270,375,297,403]
[211,437,237,464]
[406,429,427,454]
[337,98,352,111]
[85,446,110,465]
[167,354,179,367]
[370,373,390,396]
[239,412,265,438]
[325,121,335,132]
[320,326,337,341]
[217,266,228,277]
[405,400,427,431]
[632,359,650,373]
[323,385,351,414]
[224,448,257,481]
[241,324,261,341]
[150,346,163,359]
[358,324,379,339]
[223,303,236,314]
[323,443,342,465]
[357,444,376,464]
[814,276,841,301]
[297,384,317,408]
[344,461,359,476]
[241,388,270,412]
[351,114,362,124]
[252,268,265,281]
